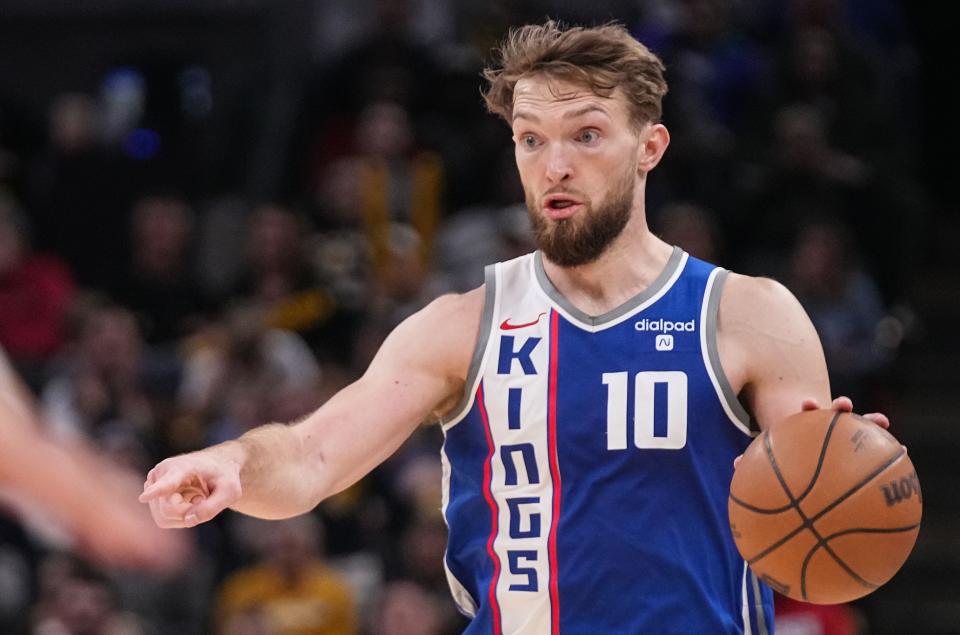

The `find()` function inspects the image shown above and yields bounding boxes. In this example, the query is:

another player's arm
[0,359,189,571]
[141,287,483,526]
[717,274,832,430]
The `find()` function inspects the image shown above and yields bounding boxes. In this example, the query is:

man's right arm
[140,287,484,527]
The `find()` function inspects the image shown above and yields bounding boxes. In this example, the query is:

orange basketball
[728,409,921,604]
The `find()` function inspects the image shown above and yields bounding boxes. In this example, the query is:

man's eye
[521,135,538,148]
[578,130,599,143]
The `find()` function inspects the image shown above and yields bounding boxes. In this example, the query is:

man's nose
[544,144,573,184]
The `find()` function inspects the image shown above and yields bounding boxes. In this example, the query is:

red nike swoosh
[500,312,547,330]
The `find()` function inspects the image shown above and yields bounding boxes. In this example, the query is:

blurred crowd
[0,0,930,633]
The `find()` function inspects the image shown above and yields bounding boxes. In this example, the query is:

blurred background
[0,0,955,633]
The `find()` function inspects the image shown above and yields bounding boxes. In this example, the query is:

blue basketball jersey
[440,247,775,634]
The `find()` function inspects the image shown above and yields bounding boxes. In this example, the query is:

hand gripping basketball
[139,450,242,528]
[729,404,920,604]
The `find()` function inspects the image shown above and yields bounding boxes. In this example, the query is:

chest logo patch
[655,334,674,351]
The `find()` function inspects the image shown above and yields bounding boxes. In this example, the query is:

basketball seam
[792,413,867,600]
[747,524,805,566]
[800,523,921,597]
[760,428,819,599]
[799,539,879,599]
[729,492,794,515]
[807,449,907,524]
[794,410,842,503]
[731,412,842,515]
[744,431,810,563]
[821,523,921,541]
[745,448,908,566]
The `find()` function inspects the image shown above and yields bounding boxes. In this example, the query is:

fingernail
[184,513,198,524]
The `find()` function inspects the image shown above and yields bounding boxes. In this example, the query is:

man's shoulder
[721,271,797,311]
[718,271,814,346]
[417,285,486,327]
[389,285,486,377]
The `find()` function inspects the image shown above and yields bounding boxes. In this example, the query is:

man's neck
[540,211,674,317]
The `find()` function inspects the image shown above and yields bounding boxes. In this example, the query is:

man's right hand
[139,447,243,528]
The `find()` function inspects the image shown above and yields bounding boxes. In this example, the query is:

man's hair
[482,20,668,127]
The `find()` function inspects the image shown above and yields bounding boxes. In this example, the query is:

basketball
[728,409,921,604]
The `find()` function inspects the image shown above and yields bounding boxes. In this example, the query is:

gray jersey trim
[750,569,770,635]
[705,269,756,432]
[533,246,684,328]
[439,264,497,427]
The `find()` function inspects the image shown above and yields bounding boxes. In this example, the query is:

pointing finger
[140,470,191,502]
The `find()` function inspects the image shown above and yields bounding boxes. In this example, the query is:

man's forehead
[512,75,621,120]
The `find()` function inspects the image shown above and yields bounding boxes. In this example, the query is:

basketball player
[141,22,890,632]
[0,347,188,572]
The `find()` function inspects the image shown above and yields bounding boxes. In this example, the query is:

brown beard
[527,168,635,267]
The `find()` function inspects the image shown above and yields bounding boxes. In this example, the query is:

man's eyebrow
[563,104,610,120]
[512,110,540,123]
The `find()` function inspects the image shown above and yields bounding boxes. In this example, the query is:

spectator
[215,514,357,635]
[787,220,892,403]
[351,101,443,276]
[178,302,323,449]
[41,298,178,448]
[772,20,881,156]
[111,193,208,345]
[0,197,75,386]
[376,581,445,635]
[231,203,354,360]
[656,0,770,206]
[31,556,145,635]
[737,102,875,270]
[351,223,437,371]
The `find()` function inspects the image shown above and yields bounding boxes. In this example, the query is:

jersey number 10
[602,371,688,450]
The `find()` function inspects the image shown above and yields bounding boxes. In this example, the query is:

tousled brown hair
[482,20,668,128]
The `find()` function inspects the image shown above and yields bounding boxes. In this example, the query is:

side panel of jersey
[442,391,496,627]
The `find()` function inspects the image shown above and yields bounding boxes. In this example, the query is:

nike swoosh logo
[500,312,547,330]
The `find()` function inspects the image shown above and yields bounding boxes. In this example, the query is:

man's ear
[637,124,670,174]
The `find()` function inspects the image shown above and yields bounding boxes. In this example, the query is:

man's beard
[527,169,635,267]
